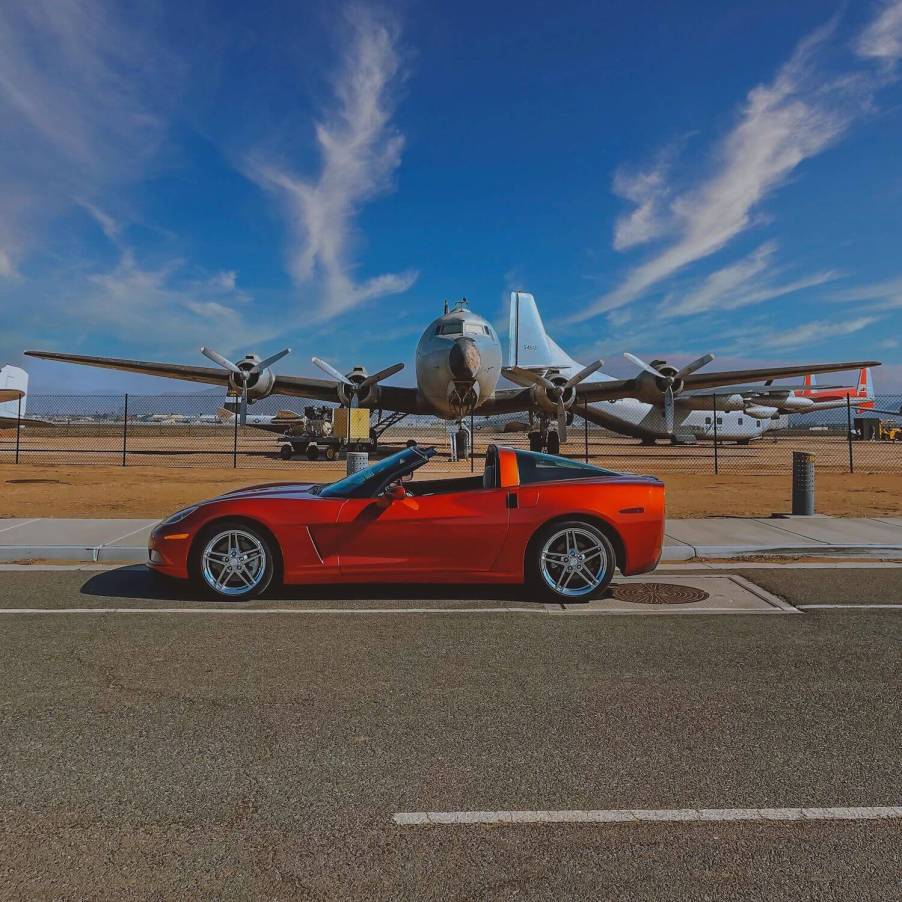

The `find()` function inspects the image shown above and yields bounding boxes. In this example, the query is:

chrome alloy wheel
[201,529,267,597]
[540,526,608,598]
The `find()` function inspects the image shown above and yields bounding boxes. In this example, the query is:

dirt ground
[2,462,900,519]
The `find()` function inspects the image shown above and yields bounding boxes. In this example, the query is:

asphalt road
[0,567,899,900]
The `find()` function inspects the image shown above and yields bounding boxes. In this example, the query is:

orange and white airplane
[795,368,875,410]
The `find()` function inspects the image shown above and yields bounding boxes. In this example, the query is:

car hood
[210,482,324,503]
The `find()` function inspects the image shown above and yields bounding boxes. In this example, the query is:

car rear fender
[524,513,626,577]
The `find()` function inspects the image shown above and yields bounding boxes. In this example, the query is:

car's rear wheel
[528,519,615,601]
[191,520,276,601]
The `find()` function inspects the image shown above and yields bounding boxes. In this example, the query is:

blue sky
[2,0,901,392]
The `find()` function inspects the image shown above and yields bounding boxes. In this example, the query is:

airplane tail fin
[507,291,583,372]
[857,367,875,409]
[0,365,28,419]
[802,373,816,392]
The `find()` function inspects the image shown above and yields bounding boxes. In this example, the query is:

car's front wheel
[191,520,276,601]
[528,519,616,601]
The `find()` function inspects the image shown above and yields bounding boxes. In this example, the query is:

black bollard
[791,451,815,515]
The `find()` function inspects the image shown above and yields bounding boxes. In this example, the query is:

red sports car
[148,445,664,602]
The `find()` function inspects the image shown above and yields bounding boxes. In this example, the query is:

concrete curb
[0,545,148,563]
[1,543,901,565]
[661,544,902,561]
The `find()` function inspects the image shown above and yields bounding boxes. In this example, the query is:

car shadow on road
[79,565,537,604]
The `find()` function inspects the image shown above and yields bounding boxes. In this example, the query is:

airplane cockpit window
[463,322,490,336]
[438,321,464,335]
[514,450,619,484]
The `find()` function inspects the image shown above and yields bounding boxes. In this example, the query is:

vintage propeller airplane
[26,295,880,452]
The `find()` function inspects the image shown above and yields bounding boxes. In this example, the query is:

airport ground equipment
[148,445,665,602]
[877,421,902,442]
[278,406,375,460]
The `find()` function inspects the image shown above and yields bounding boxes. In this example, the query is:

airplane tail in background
[802,373,816,391]
[857,367,875,409]
[507,291,586,374]
[0,365,27,419]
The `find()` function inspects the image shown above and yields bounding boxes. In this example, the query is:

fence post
[584,400,589,463]
[232,402,239,468]
[122,393,128,467]
[712,393,719,475]
[14,394,21,464]
[470,411,474,472]
[846,394,854,474]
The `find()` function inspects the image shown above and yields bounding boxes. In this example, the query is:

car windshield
[318,446,435,498]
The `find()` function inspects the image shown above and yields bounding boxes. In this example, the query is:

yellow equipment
[877,420,902,442]
[332,407,370,441]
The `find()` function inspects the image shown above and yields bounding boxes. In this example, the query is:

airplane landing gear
[527,428,561,455]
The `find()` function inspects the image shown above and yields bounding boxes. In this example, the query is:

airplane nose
[449,337,481,381]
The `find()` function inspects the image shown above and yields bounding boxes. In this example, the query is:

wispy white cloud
[611,160,672,251]
[247,5,417,321]
[0,0,181,275]
[763,316,877,349]
[828,275,902,309]
[662,242,840,318]
[574,7,897,323]
[856,0,902,63]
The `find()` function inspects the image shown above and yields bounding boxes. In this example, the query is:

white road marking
[0,518,39,534]
[103,522,159,544]
[0,606,542,615]
[796,604,902,610]
[393,806,902,826]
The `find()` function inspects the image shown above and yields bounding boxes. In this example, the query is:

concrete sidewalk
[1,515,901,563]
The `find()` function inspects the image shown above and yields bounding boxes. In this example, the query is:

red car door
[335,486,510,578]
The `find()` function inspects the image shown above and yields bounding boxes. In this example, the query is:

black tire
[528,431,543,452]
[546,431,561,456]
[526,519,616,602]
[405,439,417,448]
[279,444,293,460]
[325,445,337,461]
[307,444,320,461]
[189,519,278,601]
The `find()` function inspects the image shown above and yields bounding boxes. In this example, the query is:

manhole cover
[610,582,710,605]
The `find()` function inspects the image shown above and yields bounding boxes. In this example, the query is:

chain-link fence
[1,392,900,473]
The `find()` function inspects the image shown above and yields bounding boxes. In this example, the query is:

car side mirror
[378,482,407,507]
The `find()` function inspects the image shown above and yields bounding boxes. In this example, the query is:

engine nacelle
[529,372,576,416]
[633,362,684,405]
[229,355,276,403]
[776,395,815,412]
[744,404,779,418]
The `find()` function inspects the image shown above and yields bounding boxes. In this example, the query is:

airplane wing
[0,389,24,403]
[574,361,881,404]
[24,350,422,411]
[0,415,54,427]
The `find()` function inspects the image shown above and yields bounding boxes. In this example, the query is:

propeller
[201,346,291,425]
[623,352,714,433]
[503,359,603,443]
[311,358,405,407]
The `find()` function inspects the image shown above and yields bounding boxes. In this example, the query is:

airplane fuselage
[414,307,503,419]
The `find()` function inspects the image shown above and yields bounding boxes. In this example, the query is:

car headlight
[160,506,198,527]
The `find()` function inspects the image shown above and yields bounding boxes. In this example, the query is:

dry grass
[1,462,900,520]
